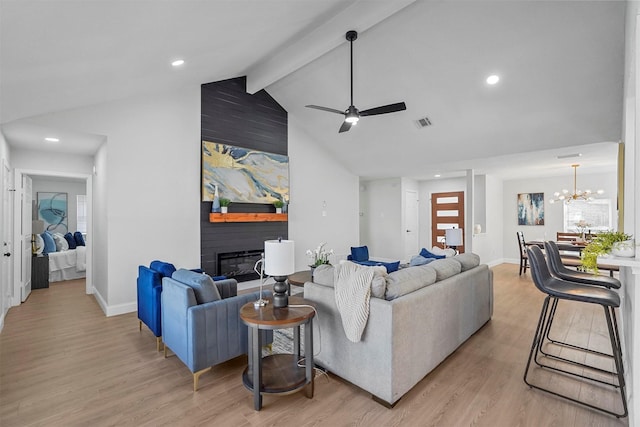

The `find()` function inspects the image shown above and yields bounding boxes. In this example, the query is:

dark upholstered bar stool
[524,245,627,418]
[542,240,621,358]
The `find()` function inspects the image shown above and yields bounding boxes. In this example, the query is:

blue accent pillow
[383,261,400,273]
[64,232,77,249]
[41,231,56,254]
[410,255,434,266]
[420,248,446,259]
[172,269,221,304]
[74,231,85,247]
[350,246,369,262]
[150,260,176,278]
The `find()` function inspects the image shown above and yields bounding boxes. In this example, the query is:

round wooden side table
[240,296,315,410]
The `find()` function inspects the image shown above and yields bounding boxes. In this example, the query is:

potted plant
[581,230,633,273]
[219,198,231,214]
[273,200,284,213]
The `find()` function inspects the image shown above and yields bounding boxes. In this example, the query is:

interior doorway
[12,169,93,305]
[431,191,465,253]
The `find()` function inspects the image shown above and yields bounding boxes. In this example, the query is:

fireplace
[218,249,263,282]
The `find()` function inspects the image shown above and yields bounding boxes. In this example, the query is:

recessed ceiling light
[434,174,441,178]
[557,153,582,159]
[171,59,185,67]
[44,137,60,143]
[486,75,500,85]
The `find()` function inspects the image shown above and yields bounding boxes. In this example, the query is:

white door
[20,175,32,302]
[2,160,13,310]
[403,190,419,261]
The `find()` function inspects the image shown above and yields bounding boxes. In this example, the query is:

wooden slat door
[431,191,465,253]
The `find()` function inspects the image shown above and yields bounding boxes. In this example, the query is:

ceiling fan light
[345,114,359,124]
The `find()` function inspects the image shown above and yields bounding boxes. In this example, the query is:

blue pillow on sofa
[172,269,221,304]
[410,255,434,266]
[41,231,56,254]
[150,260,176,278]
[64,232,77,249]
[350,246,369,262]
[420,248,446,260]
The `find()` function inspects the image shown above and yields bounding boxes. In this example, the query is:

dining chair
[517,231,528,275]
[524,245,627,418]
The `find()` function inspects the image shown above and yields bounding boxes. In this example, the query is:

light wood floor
[0,265,628,426]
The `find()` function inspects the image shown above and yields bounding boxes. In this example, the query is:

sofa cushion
[409,255,434,267]
[313,264,335,287]
[350,246,369,262]
[385,265,437,300]
[150,260,176,278]
[171,269,221,304]
[419,247,445,259]
[41,231,56,254]
[453,253,480,271]
[64,232,77,249]
[428,258,462,281]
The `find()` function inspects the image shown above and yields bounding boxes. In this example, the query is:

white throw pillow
[430,246,456,258]
[52,232,69,251]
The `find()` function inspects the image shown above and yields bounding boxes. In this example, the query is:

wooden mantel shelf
[209,213,288,223]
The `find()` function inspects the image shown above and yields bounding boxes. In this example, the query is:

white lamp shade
[264,240,295,276]
[445,228,463,246]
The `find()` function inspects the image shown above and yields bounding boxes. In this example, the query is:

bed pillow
[41,231,56,254]
[64,232,77,249]
[74,231,85,246]
[52,233,69,251]
[419,247,445,259]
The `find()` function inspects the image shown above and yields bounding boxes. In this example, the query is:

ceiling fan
[305,30,407,133]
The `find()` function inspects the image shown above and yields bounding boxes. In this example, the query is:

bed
[48,246,86,282]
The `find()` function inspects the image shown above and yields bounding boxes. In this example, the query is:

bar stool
[524,245,627,418]
[543,240,621,358]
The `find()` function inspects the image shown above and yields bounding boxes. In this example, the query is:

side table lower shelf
[242,354,311,395]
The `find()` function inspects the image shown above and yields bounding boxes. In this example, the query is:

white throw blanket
[334,262,375,343]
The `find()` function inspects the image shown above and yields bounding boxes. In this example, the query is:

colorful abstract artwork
[202,141,289,204]
[37,192,68,233]
[517,193,544,225]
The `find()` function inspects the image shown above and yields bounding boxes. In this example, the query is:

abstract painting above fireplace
[202,141,289,204]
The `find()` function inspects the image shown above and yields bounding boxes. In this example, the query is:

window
[563,199,612,233]
[76,195,87,233]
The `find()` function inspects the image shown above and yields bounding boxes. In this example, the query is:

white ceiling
[0,1,625,181]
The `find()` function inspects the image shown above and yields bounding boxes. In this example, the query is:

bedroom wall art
[517,192,544,225]
[37,192,68,233]
[202,141,289,204]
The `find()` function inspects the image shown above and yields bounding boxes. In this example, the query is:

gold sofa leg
[156,337,163,352]
[139,320,142,331]
[193,367,212,392]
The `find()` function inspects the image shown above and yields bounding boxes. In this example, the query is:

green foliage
[219,198,231,207]
[273,200,284,208]
[581,230,632,273]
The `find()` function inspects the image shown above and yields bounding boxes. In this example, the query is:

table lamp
[445,228,463,254]
[31,220,45,254]
[264,238,295,308]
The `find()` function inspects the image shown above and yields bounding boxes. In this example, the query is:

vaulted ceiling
[0,1,625,180]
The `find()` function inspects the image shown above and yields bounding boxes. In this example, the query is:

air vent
[415,116,432,128]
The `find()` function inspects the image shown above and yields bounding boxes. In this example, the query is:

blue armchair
[161,269,273,391]
[137,261,177,351]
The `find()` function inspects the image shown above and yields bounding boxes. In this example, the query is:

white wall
[31,176,86,233]
[288,119,359,269]
[92,143,108,303]
[23,85,202,314]
[471,174,503,266]
[502,171,617,262]
[359,178,403,259]
[11,149,93,175]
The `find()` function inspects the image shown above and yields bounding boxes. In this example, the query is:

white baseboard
[0,309,5,333]
[92,287,136,317]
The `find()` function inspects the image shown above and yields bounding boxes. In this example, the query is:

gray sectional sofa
[303,253,493,406]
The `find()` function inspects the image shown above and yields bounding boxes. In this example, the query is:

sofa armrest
[137,266,163,337]
[214,278,238,299]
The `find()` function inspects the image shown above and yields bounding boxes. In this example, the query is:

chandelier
[549,164,604,204]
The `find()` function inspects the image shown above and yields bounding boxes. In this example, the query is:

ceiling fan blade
[359,102,407,117]
[305,105,345,115]
[338,121,353,133]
